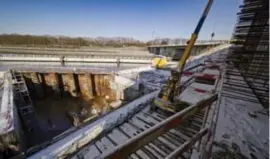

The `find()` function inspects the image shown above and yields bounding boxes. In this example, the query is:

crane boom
[154,0,214,112]
[177,0,213,72]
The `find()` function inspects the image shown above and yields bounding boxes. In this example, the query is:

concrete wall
[22,72,118,102]
[113,75,141,101]
[0,54,153,64]
[0,73,25,158]
[148,44,219,60]
[21,70,145,105]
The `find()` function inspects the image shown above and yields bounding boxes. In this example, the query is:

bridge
[148,41,227,60]
[0,42,226,66]
[0,46,156,65]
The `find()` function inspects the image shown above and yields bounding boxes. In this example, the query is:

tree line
[0,34,225,48]
[0,34,149,48]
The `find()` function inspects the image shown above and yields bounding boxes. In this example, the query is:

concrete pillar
[94,74,100,96]
[100,75,106,97]
[62,73,76,97]
[77,73,93,100]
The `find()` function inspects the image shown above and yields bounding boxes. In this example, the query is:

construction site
[0,0,268,159]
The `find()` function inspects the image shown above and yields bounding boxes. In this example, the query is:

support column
[94,74,100,96]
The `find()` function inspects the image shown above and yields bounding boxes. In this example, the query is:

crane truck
[153,0,215,113]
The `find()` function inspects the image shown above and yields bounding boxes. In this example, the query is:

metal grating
[228,0,269,108]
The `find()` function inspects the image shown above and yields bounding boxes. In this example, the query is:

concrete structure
[148,42,225,60]
[0,53,153,65]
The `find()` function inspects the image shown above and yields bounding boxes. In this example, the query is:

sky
[0,0,241,41]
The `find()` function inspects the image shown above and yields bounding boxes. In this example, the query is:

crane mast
[154,0,214,112]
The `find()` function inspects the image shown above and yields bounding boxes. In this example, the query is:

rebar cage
[228,0,269,108]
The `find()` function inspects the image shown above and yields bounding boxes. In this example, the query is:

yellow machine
[153,0,214,113]
[152,55,168,69]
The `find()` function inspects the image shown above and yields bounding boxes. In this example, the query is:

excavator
[153,0,214,113]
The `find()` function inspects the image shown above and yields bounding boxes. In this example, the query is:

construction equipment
[152,55,168,69]
[154,0,214,113]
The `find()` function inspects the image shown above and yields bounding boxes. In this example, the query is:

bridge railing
[0,53,153,60]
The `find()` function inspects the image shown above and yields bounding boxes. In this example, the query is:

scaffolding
[228,0,269,108]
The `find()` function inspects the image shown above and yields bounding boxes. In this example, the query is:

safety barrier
[0,53,153,64]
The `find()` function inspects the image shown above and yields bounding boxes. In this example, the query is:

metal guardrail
[0,53,153,60]
[101,94,218,159]
[0,53,154,65]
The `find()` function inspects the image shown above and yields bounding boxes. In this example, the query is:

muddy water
[31,95,110,144]
[19,70,120,147]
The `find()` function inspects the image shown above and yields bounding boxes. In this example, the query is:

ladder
[11,70,38,132]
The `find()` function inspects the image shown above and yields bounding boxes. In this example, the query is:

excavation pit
[8,68,141,151]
